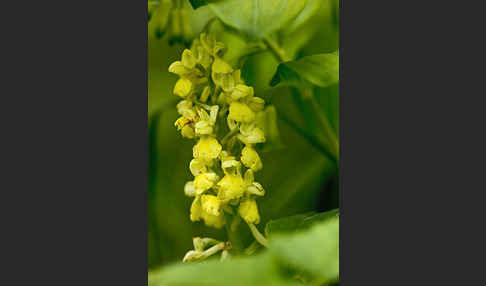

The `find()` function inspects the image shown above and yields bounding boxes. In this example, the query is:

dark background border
[2,0,479,284]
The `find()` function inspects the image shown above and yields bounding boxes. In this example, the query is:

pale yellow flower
[238,198,260,224]
[201,195,222,216]
[241,146,262,172]
[194,172,219,195]
[228,102,255,123]
[217,174,245,202]
[193,136,222,161]
[173,78,193,98]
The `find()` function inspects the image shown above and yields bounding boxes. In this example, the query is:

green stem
[225,214,243,254]
[302,88,340,162]
[221,128,239,145]
[244,240,261,255]
[263,37,290,62]
[279,112,337,165]
[247,223,269,248]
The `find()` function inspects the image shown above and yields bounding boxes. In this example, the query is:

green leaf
[189,0,225,9]
[148,217,339,286]
[270,217,339,284]
[148,252,300,286]
[265,209,339,236]
[270,52,339,88]
[209,0,308,39]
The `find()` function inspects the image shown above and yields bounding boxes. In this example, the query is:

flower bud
[182,250,204,263]
[193,237,220,252]
[241,146,262,172]
[184,181,195,196]
[173,78,193,98]
[181,49,196,69]
[238,198,260,224]
[228,102,255,123]
[181,125,195,139]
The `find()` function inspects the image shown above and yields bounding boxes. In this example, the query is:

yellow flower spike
[184,181,195,197]
[195,120,213,135]
[181,49,197,69]
[229,84,252,102]
[193,136,222,161]
[189,158,208,176]
[173,78,193,98]
[201,195,222,216]
[174,116,191,130]
[241,145,263,172]
[238,198,260,224]
[194,172,219,195]
[247,96,265,112]
[181,125,195,139]
[190,196,203,222]
[228,102,255,123]
[217,174,245,202]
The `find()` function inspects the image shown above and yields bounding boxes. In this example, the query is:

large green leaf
[270,52,339,88]
[270,217,339,284]
[209,0,307,39]
[265,208,339,236]
[148,252,299,286]
[148,218,339,286]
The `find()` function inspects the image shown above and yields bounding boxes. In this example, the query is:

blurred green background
[148,0,339,269]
